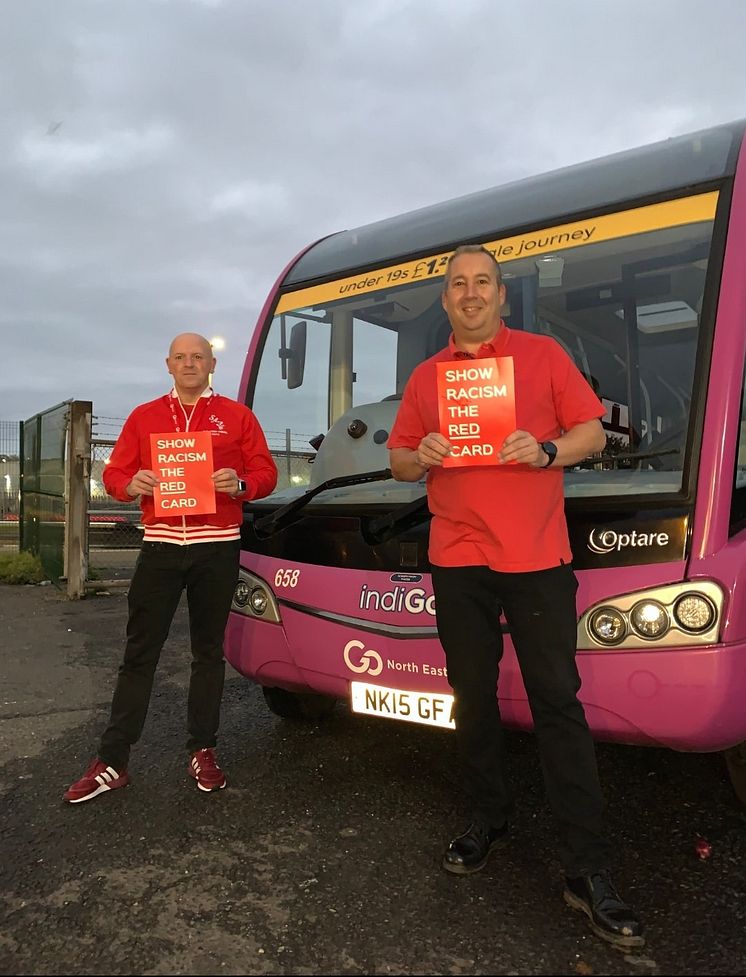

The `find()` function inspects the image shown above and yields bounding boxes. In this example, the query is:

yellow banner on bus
[275,191,718,315]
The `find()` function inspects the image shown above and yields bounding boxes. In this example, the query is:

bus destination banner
[150,431,216,516]
[276,191,718,315]
[436,357,516,467]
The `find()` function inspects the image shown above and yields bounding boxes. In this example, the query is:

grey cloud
[2,0,745,421]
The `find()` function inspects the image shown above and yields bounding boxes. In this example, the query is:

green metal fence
[20,402,70,581]
[0,421,20,549]
[19,400,92,593]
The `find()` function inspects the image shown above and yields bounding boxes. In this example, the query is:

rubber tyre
[261,686,336,721]
[724,740,746,806]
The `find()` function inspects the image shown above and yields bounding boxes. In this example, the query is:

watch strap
[540,441,557,468]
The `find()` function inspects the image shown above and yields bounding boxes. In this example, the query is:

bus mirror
[287,320,307,389]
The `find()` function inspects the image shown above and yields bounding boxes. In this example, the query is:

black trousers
[99,539,240,770]
[431,563,612,877]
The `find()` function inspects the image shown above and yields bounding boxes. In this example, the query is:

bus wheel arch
[261,685,336,722]
[724,740,746,806]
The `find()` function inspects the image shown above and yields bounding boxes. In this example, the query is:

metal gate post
[18,420,25,550]
[65,401,92,599]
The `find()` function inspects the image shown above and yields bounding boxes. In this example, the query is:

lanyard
[166,392,214,433]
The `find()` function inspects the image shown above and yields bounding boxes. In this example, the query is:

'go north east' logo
[343,639,383,676]
[588,528,670,554]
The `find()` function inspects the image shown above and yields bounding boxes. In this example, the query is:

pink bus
[224,119,746,804]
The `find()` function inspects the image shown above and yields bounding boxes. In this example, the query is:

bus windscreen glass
[251,192,717,504]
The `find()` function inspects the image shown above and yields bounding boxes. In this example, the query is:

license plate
[351,681,455,729]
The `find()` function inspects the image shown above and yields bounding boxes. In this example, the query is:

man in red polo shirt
[388,245,643,949]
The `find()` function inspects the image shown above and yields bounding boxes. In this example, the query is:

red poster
[150,431,216,516]
[436,357,516,467]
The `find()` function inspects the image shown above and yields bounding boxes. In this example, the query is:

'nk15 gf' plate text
[350,681,455,729]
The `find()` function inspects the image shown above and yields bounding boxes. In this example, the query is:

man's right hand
[416,433,453,468]
[126,469,159,497]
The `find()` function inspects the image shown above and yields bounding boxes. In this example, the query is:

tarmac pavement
[0,581,744,976]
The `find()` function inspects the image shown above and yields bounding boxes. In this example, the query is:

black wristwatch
[540,441,558,468]
[235,478,247,496]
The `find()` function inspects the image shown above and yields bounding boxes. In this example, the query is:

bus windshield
[251,193,717,505]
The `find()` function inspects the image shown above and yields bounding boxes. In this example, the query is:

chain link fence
[88,417,143,581]
[264,429,315,491]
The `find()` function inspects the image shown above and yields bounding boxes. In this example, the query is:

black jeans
[431,563,612,876]
[99,540,240,770]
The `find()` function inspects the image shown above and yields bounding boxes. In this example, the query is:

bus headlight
[629,600,669,639]
[233,580,252,607]
[231,569,281,624]
[250,587,269,615]
[588,606,626,645]
[578,581,722,649]
[673,593,716,633]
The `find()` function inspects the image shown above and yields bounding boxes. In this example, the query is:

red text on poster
[150,431,216,515]
[436,357,516,467]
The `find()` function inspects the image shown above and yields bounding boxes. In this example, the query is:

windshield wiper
[253,468,393,538]
[363,495,430,545]
[611,447,680,463]
[578,447,681,468]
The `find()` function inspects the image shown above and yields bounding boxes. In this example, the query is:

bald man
[65,333,277,803]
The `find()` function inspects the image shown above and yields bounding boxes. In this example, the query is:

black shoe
[564,870,644,948]
[442,821,508,875]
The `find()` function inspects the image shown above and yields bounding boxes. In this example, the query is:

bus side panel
[224,614,308,692]
[690,126,746,561]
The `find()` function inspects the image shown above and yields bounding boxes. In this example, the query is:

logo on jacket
[209,414,227,434]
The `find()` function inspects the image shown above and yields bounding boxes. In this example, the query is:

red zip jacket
[103,391,277,527]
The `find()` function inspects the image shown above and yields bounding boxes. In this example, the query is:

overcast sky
[2,0,745,431]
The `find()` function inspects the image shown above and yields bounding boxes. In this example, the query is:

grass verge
[0,551,46,585]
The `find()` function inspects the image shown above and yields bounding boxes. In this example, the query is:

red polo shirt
[388,326,604,572]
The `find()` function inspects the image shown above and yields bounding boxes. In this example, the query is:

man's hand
[126,470,159,497]
[212,467,241,495]
[499,430,545,467]
[416,432,453,468]
[499,420,605,468]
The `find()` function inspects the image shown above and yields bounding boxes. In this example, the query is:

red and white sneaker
[64,759,129,804]
[189,748,226,792]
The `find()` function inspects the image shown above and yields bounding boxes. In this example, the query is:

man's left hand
[499,430,545,467]
[212,468,242,495]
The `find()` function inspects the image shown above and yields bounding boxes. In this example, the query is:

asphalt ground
[0,582,744,976]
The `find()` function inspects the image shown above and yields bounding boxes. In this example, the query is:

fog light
[234,580,251,607]
[673,593,715,633]
[250,587,269,615]
[630,600,669,639]
[589,606,626,645]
